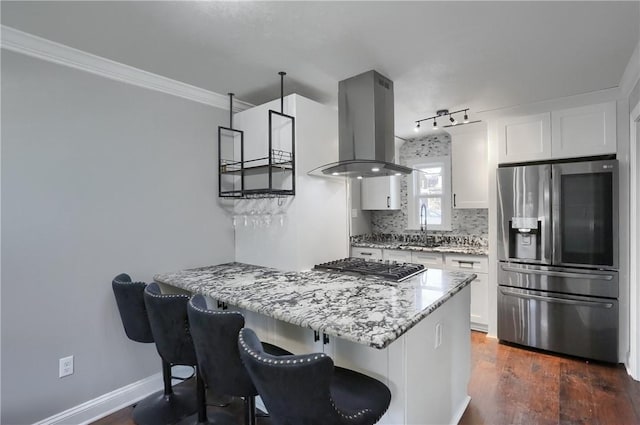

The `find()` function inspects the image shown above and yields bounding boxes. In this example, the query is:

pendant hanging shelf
[218,72,296,199]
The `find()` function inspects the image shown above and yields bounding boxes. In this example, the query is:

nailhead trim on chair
[146,292,190,299]
[238,331,326,365]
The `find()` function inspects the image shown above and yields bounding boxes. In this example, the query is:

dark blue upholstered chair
[112,274,197,425]
[238,328,392,425]
[185,294,292,425]
[142,282,202,425]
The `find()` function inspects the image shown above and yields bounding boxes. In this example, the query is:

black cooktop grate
[314,257,426,282]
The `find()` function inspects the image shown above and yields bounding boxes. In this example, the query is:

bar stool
[112,274,197,425]
[238,328,391,425]
[184,294,292,425]
[142,282,202,425]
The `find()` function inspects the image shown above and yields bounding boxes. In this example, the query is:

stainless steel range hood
[309,70,413,178]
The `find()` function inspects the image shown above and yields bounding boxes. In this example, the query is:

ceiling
[2,1,639,137]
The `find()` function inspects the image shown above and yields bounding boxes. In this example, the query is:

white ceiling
[2,1,639,137]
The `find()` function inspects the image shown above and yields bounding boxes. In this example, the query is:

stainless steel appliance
[496,158,619,362]
[314,258,426,282]
[308,70,413,178]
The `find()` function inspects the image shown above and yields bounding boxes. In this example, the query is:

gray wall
[1,51,234,424]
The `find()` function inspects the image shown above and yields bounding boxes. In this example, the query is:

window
[407,156,452,231]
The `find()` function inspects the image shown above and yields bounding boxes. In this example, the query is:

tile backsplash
[369,132,488,238]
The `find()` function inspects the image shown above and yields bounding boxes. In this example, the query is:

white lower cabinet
[469,273,488,332]
[351,246,383,260]
[442,253,489,332]
[361,249,489,332]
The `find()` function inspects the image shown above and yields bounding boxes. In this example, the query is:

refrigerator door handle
[500,264,614,281]
[543,164,552,263]
[499,288,614,308]
[551,164,561,265]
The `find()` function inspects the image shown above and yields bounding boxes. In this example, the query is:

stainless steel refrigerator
[496,158,619,362]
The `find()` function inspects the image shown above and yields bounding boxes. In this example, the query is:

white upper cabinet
[497,112,552,164]
[450,122,489,209]
[361,176,401,210]
[497,101,617,164]
[551,101,616,159]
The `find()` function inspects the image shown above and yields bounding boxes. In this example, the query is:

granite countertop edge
[351,241,489,256]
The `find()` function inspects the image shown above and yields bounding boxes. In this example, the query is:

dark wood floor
[93,331,640,425]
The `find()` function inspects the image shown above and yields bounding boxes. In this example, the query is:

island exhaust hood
[309,70,413,178]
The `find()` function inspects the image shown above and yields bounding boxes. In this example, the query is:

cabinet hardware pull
[500,265,614,281]
[323,333,330,345]
[314,331,320,342]
[454,193,456,207]
[387,196,391,208]
[361,252,373,256]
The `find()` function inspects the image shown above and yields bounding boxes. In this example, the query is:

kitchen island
[155,263,475,424]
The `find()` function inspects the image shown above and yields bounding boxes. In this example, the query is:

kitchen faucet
[420,203,428,244]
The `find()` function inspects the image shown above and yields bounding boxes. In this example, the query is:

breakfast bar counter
[155,262,474,424]
[154,262,475,349]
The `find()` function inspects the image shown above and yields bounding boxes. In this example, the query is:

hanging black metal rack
[218,72,295,198]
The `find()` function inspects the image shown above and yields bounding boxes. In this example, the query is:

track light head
[432,118,438,130]
[449,114,457,125]
[415,122,421,132]
[463,110,469,123]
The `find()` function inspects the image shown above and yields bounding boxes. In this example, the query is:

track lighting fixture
[414,108,475,131]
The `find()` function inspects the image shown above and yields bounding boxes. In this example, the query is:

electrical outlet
[435,323,443,349]
[59,355,74,378]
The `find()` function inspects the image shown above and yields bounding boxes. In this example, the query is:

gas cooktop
[314,258,426,282]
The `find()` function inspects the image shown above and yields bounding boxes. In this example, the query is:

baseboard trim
[32,372,163,425]
[450,395,472,425]
[1,25,253,113]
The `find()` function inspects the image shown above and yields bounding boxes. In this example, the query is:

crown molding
[1,25,253,112]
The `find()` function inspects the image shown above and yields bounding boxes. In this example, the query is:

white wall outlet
[435,323,443,349]
[59,355,74,378]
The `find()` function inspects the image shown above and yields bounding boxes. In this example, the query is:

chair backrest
[187,294,257,397]
[112,273,154,343]
[143,282,197,366]
[238,328,344,425]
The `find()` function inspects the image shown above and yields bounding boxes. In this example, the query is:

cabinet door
[551,101,616,158]
[383,249,413,263]
[361,176,400,210]
[498,113,552,164]
[443,254,489,331]
[450,123,488,208]
[351,247,383,260]
[411,251,444,267]
[469,273,488,331]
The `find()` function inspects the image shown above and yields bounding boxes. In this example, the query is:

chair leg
[244,396,256,425]
[162,359,174,396]
[132,359,197,425]
[196,368,207,423]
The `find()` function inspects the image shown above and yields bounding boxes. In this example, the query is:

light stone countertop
[351,241,489,256]
[154,262,475,349]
